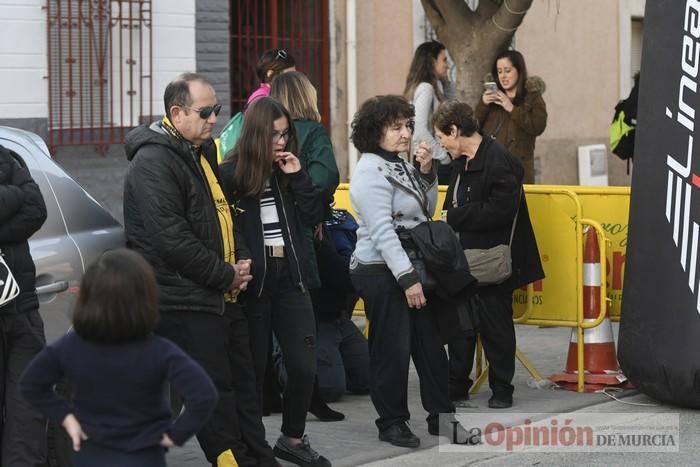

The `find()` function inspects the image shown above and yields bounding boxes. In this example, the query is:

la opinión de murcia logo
[665,0,700,313]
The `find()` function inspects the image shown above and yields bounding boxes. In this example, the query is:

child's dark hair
[72,249,159,344]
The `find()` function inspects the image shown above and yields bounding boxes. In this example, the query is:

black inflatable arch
[620,0,700,407]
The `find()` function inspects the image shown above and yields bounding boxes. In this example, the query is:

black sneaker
[378,422,420,448]
[273,435,331,467]
[309,399,345,422]
[428,414,469,439]
[488,396,513,409]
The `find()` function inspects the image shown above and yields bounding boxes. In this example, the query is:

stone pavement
[167,323,651,466]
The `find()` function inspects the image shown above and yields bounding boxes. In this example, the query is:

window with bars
[46,0,152,149]
[229,0,329,125]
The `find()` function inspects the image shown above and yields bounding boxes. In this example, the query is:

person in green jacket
[271,71,340,289]
[270,71,350,421]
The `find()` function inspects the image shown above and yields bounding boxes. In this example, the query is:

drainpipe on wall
[346,0,358,178]
[329,0,337,134]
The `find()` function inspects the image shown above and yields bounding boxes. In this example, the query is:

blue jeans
[316,319,370,402]
[273,318,370,403]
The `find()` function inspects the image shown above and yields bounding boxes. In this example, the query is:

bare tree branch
[421,0,445,32]
[485,0,533,46]
[420,0,535,106]
[434,0,474,30]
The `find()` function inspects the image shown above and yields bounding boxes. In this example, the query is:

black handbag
[396,227,437,291]
[394,161,441,290]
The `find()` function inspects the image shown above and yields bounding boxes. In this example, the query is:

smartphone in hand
[484,82,498,93]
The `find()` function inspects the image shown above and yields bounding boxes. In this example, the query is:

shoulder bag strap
[401,160,433,222]
[509,189,522,247]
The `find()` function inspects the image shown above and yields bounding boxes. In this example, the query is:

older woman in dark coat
[432,101,544,409]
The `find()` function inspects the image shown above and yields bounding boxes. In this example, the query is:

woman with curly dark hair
[348,95,458,448]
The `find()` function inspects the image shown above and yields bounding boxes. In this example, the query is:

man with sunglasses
[124,72,279,467]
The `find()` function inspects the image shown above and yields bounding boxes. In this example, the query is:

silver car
[0,126,125,343]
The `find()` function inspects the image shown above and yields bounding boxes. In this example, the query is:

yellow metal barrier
[337,184,622,393]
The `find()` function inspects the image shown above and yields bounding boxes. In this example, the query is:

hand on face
[275,152,301,173]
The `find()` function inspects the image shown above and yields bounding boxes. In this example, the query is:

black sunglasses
[273,49,288,62]
[183,103,222,120]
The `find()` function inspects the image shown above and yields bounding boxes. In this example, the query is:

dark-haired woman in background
[349,95,458,449]
[246,49,297,108]
[475,50,547,184]
[404,40,454,184]
[219,97,331,467]
[432,100,543,409]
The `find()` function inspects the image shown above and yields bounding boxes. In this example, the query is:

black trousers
[0,310,47,467]
[73,442,165,467]
[244,257,317,439]
[447,291,515,401]
[156,305,276,467]
[351,268,452,432]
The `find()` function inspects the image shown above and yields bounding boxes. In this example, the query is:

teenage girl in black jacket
[219,97,330,467]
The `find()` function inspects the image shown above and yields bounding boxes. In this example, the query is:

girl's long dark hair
[493,49,528,106]
[403,40,446,102]
[228,97,297,197]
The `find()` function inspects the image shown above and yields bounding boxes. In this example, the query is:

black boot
[308,379,344,421]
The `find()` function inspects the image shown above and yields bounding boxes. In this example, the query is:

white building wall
[152,0,196,116]
[0,1,196,122]
[0,1,47,119]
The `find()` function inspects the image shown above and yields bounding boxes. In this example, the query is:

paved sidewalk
[167,323,642,466]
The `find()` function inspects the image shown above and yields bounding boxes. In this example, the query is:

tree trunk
[421,0,534,107]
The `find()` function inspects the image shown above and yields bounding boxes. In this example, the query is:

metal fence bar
[47,0,153,152]
[229,0,330,126]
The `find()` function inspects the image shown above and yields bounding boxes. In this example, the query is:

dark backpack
[610,75,639,163]
[610,102,635,161]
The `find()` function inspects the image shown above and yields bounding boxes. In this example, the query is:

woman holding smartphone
[475,50,547,184]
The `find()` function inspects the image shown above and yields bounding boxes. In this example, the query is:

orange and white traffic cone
[550,227,632,392]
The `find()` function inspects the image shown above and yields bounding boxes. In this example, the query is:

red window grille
[230,0,330,127]
[46,0,153,151]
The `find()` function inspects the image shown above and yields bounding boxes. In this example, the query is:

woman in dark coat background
[432,101,544,409]
[0,144,48,465]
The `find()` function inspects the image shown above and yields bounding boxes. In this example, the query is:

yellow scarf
[161,117,238,302]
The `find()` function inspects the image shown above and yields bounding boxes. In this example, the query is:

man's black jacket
[124,122,248,314]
